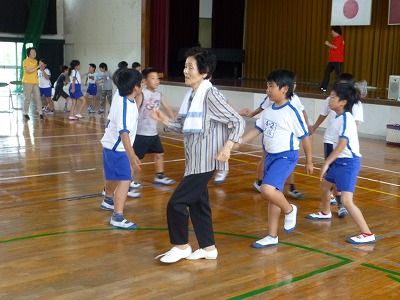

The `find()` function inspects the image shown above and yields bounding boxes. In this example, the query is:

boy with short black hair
[53,65,71,112]
[97,62,113,114]
[132,67,176,187]
[84,63,99,114]
[100,68,143,229]
[235,69,313,248]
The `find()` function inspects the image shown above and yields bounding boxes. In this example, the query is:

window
[0,41,24,86]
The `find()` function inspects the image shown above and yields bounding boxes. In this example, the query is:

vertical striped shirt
[166,86,245,176]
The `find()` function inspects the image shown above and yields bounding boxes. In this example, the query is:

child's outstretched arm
[301,136,313,175]
[160,96,176,119]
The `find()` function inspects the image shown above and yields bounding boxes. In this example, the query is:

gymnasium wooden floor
[0,98,399,299]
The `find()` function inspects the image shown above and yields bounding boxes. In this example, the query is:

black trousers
[320,62,343,89]
[167,170,215,248]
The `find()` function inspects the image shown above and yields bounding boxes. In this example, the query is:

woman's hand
[151,108,169,125]
[216,140,235,162]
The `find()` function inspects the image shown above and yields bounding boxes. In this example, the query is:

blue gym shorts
[103,148,132,181]
[86,83,97,96]
[324,157,360,193]
[40,87,52,97]
[263,150,298,192]
[69,83,84,99]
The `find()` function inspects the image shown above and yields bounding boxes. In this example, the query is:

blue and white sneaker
[110,218,137,229]
[130,181,143,189]
[100,200,114,211]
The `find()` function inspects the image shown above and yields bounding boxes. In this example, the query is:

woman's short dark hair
[185,46,216,79]
[331,26,342,35]
[26,47,37,57]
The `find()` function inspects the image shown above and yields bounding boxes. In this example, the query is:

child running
[132,67,176,187]
[52,65,71,112]
[306,81,375,244]
[235,69,313,248]
[68,60,87,120]
[100,68,143,229]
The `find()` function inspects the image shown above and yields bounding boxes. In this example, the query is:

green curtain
[17,0,49,90]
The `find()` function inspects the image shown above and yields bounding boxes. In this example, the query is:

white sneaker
[330,195,337,205]
[130,181,143,188]
[346,234,375,244]
[214,170,228,184]
[306,211,332,220]
[75,114,83,118]
[284,204,297,233]
[100,200,114,211]
[253,180,261,193]
[154,176,175,185]
[155,246,192,263]
[110,218,137,229]
[186,248,218,260]
[68,116,78,120]
[252,235,278,248]
[127,188,141,198]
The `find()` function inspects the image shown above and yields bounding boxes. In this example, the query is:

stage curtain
[149,0,169,75]
[244,0,400,89]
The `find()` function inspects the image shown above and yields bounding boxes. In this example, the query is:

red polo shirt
[329,35,345,62]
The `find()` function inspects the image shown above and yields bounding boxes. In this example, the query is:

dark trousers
[320,62,343,89]
[167,171,215,248]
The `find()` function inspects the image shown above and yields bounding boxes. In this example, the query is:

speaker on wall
[388,75,400,99]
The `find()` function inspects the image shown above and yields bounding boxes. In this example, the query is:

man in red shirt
[320,26,344,92]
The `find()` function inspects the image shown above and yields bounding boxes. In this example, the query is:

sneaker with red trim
[306,211,332,219]
[346,233,375,244]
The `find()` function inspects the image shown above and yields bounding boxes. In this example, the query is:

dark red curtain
[150,0,170,75]
[167,0,199,77]
[211,0,245,78]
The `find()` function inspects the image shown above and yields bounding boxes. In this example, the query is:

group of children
[51,61,116,120]
[98,62,375,252]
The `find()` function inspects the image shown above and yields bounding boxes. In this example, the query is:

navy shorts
[69,83,84,99]
[103,148,132,181]
[324,157,360,193]
[263,150,298,192]
[133,134,164,159]
[86,83,97,96]
[40,87,52,97]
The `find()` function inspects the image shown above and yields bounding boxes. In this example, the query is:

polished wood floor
[0,97,399,299]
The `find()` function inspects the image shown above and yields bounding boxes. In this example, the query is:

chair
[0,82,13,113]
[9,81,23,110]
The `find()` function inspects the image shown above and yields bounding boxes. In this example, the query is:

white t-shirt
[69,69,82,84]
[136,88,161,136]
[87,72,99,85]
[320,96,364,143]
[330,111,361,158]
[255,101,308,154]
[38,69,51,88]
[260,93,304,112]
[101,92,139,151]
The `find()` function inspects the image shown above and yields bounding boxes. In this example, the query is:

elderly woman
[154,47,245,264]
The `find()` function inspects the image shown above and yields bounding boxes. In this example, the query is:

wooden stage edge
[162,77,400,107]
